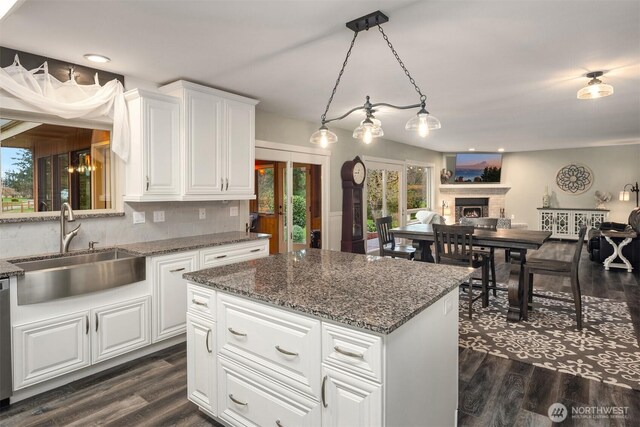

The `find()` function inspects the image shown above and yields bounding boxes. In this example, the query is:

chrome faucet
[60,203,81,253]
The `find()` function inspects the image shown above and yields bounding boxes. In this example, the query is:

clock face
[353,162,366,185]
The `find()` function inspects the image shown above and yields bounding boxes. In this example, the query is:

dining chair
[460,217,498,295]
[432,224,490,319]
[523,226,587,329]
[375,216,415,260]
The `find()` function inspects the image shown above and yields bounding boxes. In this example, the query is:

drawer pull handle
[334,346,364,359]
[229,394,248,406]
[250,248,261,253]
[276,421,284,427]
[85,315,89,335]
[215,254,228,259]
[321,375,328,408]
[205,329,212,353]
[95,313,99,332]
[192,299,208,308]
[170,267,186,273]
[228,327,247,337]
[275,345,299,357]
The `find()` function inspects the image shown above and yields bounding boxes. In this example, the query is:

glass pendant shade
[405,111,441,137]
[353,118,383,144]
[577,80,614,100]
[309,126,338,148]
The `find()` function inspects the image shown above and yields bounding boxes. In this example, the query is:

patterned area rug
[458,290,640,390]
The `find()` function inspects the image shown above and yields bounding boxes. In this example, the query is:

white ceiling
[1,0,639,152]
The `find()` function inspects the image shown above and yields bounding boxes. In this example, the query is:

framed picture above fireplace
[443,153,502,184]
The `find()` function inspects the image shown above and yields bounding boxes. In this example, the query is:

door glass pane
[366,167,400,253]
[292,165,307,245]
[406,164,429,222]
[256,166,275,214]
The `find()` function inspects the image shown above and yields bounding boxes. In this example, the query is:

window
[405,163,433,222]
[256,165,275,214]
[1,119,113,214]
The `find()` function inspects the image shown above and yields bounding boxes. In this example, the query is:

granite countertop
[184,249,473,335]
[0,260,24,279]
[117,231,270,256]
[1,231,270,277]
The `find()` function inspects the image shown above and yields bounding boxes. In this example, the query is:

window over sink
[1,118,114,215]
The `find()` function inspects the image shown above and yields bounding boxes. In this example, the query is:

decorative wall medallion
[556,163,593,194]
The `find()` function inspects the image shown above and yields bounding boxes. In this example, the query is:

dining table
[390,223,552,322]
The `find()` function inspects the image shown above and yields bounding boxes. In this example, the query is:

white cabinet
[538,208,609,239]
[124,89,181,201]
[13,311,91,390]
[151,251,198,342]
[185,286,460,427]
[160,80,258,200]
[187,313,217,415]
[92,297,151,364]
[200,239,269,269]
[321,366,383,427]
[13,296,151,390]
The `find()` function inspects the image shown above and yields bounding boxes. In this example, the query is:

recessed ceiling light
[83,54,111,63]
[498,148,505,152]
[468,148,476,151]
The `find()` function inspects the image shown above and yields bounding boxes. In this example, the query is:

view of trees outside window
[256,167,275,214]
[406,164,430,221]
[292,167,307,244]
[1,148,34,212]
[366,169,400,232]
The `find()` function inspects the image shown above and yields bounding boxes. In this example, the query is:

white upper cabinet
[124,89,181,201]
[160,80,259,201]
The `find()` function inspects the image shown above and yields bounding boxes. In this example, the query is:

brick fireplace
[455,198,489,222]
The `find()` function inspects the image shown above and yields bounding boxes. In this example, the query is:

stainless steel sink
[15,250,145,305]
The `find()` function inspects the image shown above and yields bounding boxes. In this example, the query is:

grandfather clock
[341,156,366,254]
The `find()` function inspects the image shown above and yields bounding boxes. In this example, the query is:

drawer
[200,240,268,269]
[217,293,321,398]
[218,356,321,427]
[187,284,216,319]
[322,323,383,383]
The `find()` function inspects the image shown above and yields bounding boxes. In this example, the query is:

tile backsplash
[0,201,244,259]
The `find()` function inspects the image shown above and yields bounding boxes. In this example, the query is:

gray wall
[0,201,242,259]
[255,110,442,211]
[502,144,640,227]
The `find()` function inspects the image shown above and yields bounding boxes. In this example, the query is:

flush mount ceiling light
[577,71,613,100]
[83,53,111,63]
[309,10,440,148]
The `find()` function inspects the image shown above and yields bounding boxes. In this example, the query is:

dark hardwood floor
[1,242,638,426]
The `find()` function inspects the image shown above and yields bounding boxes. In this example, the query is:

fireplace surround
[455,198,489,222]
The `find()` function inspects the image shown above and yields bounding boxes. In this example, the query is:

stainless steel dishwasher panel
[0,278,12,407]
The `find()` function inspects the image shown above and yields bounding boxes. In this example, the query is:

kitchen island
[184,249,472,427]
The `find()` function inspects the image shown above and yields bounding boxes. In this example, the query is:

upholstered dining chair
[523,226,587,329]
[375,216,415,260]
[432,224,490,319]
[460,217,499,295]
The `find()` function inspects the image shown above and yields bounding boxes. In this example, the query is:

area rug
[458,290,640,390]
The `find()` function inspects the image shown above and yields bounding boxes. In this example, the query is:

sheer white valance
[0,55,130,161]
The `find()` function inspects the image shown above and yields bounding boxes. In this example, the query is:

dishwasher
[0,277,11,408]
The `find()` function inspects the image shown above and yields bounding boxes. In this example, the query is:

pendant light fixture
[310,10,440,147]
[577,71,614,100]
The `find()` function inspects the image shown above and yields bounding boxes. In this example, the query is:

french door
[254,147,326,254]
[363,159,405,255]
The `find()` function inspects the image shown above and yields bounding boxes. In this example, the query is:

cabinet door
[321,365,383,427]
[573,211,590,236]
[591,212,607,229]
[539,211,554,233]
[152,252,198,342]
[184,89,224,195]
[13,311,90,389]
[187,313,216,415]
[144,96,181,196]
[223,99,255,195]
[553,211,571,238]
[92,297,151,364]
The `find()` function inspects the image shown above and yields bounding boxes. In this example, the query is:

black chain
[321,31,359,123]
[378,25,426,103]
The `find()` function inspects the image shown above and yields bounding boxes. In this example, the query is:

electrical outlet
[199,208,206,220]
[230,206,239,217]
[132,211,146,224]
[443,296,454,315]
[153,211,165,222]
